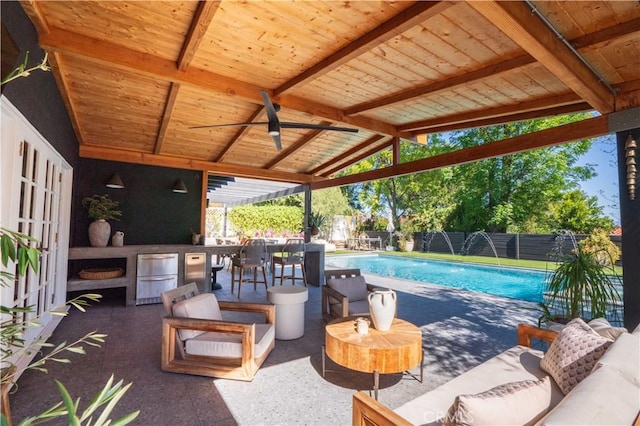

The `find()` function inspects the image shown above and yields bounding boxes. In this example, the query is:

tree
[444,114,596,232]
[341,135,455,232]
[549,190,614,233]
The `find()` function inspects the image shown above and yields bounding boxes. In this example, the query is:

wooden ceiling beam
[273,1,452,96]
[215,106,265,162]
[38,28,401,138]
[321,140,393,178]
[468,1,614,114]
[177,1,221,71]
[413,103,592,136]
[400,92,584,132]
[572,17,640,52]
[266,123,330,170]
[312,114,609,190]
[79,145,319,184]
[347,10,634,116]
[346,55,534,116]
[154,83,181,154]
[308,134,386,175]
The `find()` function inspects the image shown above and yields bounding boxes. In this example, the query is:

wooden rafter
[38,28,401,138]
[312,115,609,190]
[400,93,584,133]
[265,123,331,170]
[308,134,387,175]
[320,138,393,178]
[154,83,181,154]
[79,145,320,184]
[215,106,266,162]
[273,1,453,96]
[346,16,634,117]
[177,1,220,71]
[413,103,592,136]
[468,1,614,113]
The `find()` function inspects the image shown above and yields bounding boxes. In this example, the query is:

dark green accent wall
[73,160,202,246]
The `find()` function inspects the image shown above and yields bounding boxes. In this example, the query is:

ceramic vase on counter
[88,219,110,247]
[368,288,396,331]
[112,231,124,247]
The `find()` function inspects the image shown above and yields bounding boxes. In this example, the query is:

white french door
[1,98,72,364]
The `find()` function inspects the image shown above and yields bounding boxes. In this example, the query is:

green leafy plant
[308,211,327,235]
[1,51,50,86]
[578,228,621,267]
[0,228,138,425]
[540,250,621,324]
[82,195,122,221]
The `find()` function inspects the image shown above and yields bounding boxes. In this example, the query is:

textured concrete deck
[9,266,538,425]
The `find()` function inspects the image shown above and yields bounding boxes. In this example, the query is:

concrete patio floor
[8,267,539,425]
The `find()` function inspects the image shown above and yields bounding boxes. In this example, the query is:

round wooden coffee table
[323,316,423,399]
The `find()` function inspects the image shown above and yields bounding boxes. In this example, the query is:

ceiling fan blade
[280,122,359,133]
[271,133,282,151]
[260,90,282,150]
[190,122,269,129]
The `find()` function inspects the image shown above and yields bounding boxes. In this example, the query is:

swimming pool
[325,255,547,303]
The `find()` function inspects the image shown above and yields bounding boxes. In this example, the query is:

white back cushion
[172,292,222,340]
[327,276,368,301]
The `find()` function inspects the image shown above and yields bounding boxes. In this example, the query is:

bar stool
[271,238,307,287]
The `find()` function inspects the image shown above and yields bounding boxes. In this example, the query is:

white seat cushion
[327,276,368,301]
[185,323,275,359]
[172,293,222,340]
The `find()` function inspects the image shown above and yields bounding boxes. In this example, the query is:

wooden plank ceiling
[20,0,640,189]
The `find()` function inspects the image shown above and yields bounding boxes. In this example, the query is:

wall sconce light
[105,173,124,189]
[626,135,637,201]
[173,179,188,193]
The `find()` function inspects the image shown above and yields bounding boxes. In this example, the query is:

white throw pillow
[172,292,223,340]
[540,317,613,395]
[443,376,552,426]
[327,276,368,301]
[588,317,627,340]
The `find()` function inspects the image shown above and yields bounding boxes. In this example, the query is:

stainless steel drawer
[137,253,178,277]
[135,275,177,305]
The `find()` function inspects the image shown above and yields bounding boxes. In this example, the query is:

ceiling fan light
[268,129,279,136]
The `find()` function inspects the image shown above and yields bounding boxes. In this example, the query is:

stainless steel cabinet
[136,253,178,305]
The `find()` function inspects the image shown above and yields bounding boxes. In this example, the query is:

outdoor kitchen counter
[68,243,325,306]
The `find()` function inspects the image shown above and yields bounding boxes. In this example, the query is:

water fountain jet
[460,231,500,264]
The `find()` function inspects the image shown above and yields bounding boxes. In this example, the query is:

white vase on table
[368,288,396,331]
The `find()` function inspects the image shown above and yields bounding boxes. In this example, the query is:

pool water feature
[326,255,546,303]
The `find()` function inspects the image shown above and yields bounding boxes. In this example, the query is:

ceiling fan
[190,90,358,150]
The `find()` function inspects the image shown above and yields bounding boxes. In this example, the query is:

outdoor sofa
[353,319,640,426]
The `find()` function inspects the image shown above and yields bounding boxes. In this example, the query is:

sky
[575,134,620,225]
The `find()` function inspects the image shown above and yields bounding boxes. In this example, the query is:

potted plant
[539,240,621,326]
[82,194,122,247]
[308,211,326,236]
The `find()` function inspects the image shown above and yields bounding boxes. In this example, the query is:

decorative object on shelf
[173,179,188,193]
[368,288,396,332]
[626,135,636,200]
[355,317,370,335]
[112,231,124,247]
[82,194,122,247]
[191,231,201,245]
[105,173,124,189]
[78,267,124,280]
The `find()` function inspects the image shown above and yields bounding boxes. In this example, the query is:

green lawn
[330,250,624,275]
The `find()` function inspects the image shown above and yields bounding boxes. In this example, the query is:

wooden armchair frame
[322,269,377,323]
[352,324,560,426]
[161,283,275,381]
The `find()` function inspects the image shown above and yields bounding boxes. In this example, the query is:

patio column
[304,185,311,243]
[618,127,640,330]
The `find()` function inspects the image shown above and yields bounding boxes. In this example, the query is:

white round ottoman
[266,286,309,340]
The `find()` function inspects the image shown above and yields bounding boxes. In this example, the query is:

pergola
[13,0,640,326]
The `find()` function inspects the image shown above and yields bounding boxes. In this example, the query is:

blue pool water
[326,255,546,302]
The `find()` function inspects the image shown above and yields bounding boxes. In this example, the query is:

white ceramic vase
[368,288,396,331]
[88,219,111,247]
